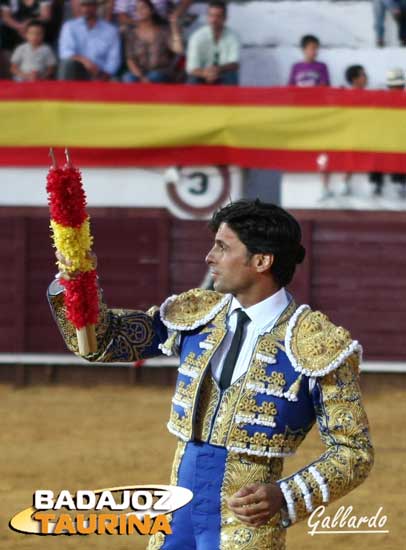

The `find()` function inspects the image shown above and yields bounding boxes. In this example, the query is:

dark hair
[26,20,45,32]
[300,34,320,49]
[209,199,306,287]
[345,64,365,85]
[137,0,167,26]
[208,0,227,16]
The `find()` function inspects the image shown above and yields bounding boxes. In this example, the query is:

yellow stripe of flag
[2,100,406,152]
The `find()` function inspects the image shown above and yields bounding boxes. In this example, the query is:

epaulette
[285,305,362,377]
[160,288,230,331]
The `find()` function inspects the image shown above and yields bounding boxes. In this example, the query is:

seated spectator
[288,34,330,87]
[70,0,114,20]
[0,0,51,53]
[123,0,183,83]
[114,0,192,28]
[186,0,240,86]
[345,64,368,90]
[58,0,121,80]
[10,20,56,80]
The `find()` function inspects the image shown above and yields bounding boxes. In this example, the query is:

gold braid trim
[285,305,362,377]
[160,288,230,331]
[220,454,287,549]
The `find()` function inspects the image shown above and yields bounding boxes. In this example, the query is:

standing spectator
[58,0,121,80]
[10,20,56,80]
[288,34,330,87]
[369,68,406,197]
[392,1,406,46]
[186,0,240,85]
[113,0,192,27]
[289,35,331,200]
[123,0,183,83]
[0,0,52,53]
[344,64,369,196]
[373,0,398,47]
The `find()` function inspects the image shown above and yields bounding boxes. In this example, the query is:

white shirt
[186,25,240,73]
[211,288,290,386]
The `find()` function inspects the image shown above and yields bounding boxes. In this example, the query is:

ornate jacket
[48,281,374,526]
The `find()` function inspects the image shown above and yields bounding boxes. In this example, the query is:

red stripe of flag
[1,82,406,108]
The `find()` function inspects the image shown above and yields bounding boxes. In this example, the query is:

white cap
[386,68,405,87]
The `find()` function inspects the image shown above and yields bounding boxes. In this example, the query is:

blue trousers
[122,70,172,83]
[187,71,239,86]
[162,441,227,549]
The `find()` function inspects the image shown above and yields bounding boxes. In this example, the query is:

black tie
[220,309,250,390]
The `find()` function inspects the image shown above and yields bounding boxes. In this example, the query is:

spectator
[373,0,398,47]
[288,34,330,87]
[186,0,240,85]
[123,0,183,83]
[113,0,192,27]
[10,20,56,80]
[392,1,406,46]
[345,64,368,90]
[343,64,369,196]
[0,0,52,53]
[70,0,114,20]
[369,68,406,196]
[58,0,121,80]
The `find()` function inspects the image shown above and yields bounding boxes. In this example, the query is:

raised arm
[47,253,171,363]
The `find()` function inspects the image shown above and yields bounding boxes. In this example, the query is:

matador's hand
[227,482,285,527]
[55,251,97,280]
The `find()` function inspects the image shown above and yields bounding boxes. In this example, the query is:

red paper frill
[46,165,87,228]
[60,270,99,330]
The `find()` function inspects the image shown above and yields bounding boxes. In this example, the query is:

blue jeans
[187,70,239,86]
[373,0,394,41]
[122,69,171,83]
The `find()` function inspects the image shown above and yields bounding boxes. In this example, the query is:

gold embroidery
[169,407,193,439]
[269,300,298,340]
[235,390,278,427]
[246,358,286,396]
[194,374,220,441]
[147,441,186,550]
[168,305,228,441]
[210,378,245,446]
[49,286,157,362]
[256,335,279,359]
[228,427,302,456]
[220,454,286,549]
[280,356,374,524]
[161,288,229,330]
[288,307,355,375]
[173,379,199,408]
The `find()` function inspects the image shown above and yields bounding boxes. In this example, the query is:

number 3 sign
[165,166,235,218]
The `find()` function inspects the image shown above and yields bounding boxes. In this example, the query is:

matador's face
[205,223,259,296]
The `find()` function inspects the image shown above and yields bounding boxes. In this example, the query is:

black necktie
[220,309,250,390]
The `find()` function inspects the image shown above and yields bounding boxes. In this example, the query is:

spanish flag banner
[1,82,406,171]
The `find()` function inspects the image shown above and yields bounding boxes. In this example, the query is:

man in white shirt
[186,0,240,85]
[49,199,374,549]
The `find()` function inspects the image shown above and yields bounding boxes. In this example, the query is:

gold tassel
[283,373,303,402]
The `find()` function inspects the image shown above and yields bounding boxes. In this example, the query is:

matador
[48,199,374,549]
